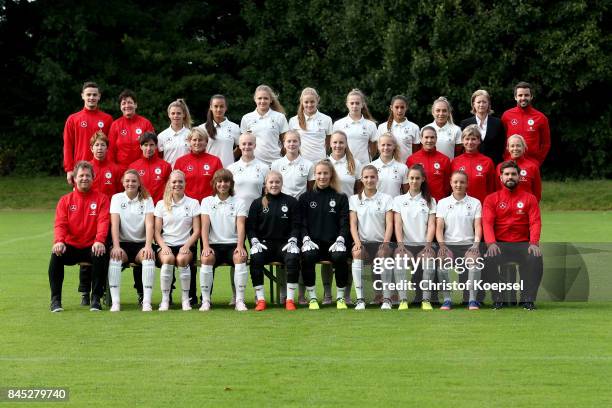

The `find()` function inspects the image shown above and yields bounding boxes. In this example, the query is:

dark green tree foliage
[0,0,609,177]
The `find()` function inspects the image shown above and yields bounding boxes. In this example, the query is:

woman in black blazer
[459,90,506,164]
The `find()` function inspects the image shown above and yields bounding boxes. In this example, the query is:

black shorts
[120,241,145,264]
[210,244,236,268]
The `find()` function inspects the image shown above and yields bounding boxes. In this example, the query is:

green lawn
[1,210,612,406]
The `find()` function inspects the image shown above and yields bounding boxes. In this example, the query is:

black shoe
[90,296,102,311]
[50,299,63,312]
[190,297,199,307]
[169,294,174,307]
[493,302,504,310]
[80,292,90,306]
[137,293,144,306]
[523,302,536,311]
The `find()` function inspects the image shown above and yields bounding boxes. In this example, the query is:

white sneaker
[158,300,169,311]
[235,301,248,312]
[381,299,392,310]
[142,303,152,312]
[110,303,120,312]
[182,299,192,311]
[199,301,211,311]
[228,295,236,306]
[354,299,366,310]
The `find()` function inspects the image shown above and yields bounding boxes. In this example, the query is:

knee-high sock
[160,264,173,302]
[179,265,191,301]
[352,259,364,299]
[468,267,481,302]
[254,285,265,301]
[287,282,298,301]
[421,268,435,301]
[230,266,236,294]
[200,265,214,302]
[234,263,247,302]
[381,266,393,300]
[141,259,155,305]
[438,268,452,302]
[108,259,123,304]
[306,285,317,300]
[394,267,408,301]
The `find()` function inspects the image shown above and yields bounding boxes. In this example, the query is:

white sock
[336,287,345,299]
[179,265,191,302]
[381,267,393,300]
[468,267,481,302]
[394,267,408,301]
[286,283,298,301]
[422,268,435,301]
[108,259,122,304]
[160,264,173,302]
[141,259,155,305]
[438,269,452,302]
[352,259,364,299]
[234,263,247,302]
[254,285,265,301]
[200,264,214,302]
[306,286,317,300]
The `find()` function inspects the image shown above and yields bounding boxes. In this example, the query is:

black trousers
[302,240,348,288]
[484,242,544,303]
[49,244,109,300]
[250,240,300,286]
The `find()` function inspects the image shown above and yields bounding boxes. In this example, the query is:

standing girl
[288,87,333,163]
[425,96,462,160]
[158,99,192,167]
[201,94,241,167]
[376,95,420,163]
[332,89,377,165]
[240,85,289,166]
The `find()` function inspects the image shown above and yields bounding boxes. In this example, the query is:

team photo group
[50,80,549,314]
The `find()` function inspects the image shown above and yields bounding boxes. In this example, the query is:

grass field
[1,179,612,406]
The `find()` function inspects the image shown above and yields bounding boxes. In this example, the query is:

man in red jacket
[48,161,110,312]
[501,82,551,166]
[63,82,113,185]
[483,161,543,310]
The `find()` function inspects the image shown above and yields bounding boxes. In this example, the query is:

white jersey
[271,155,314,199]
[288,111,333,163]
[199,118,240,167]
[425,121,462,160]
[227,158,269,210]
[392,192,437,244]
[154,195,200,247]
[349,191,393,242]
[333,115,377,165]
[110,192,155,243]
[329,155,363,198]
[240,109,289,165]
[157,126,190,167]
[370,158,408,197]
[376,119,420,163]
[436,194,481,245]
[200,195,248,244]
